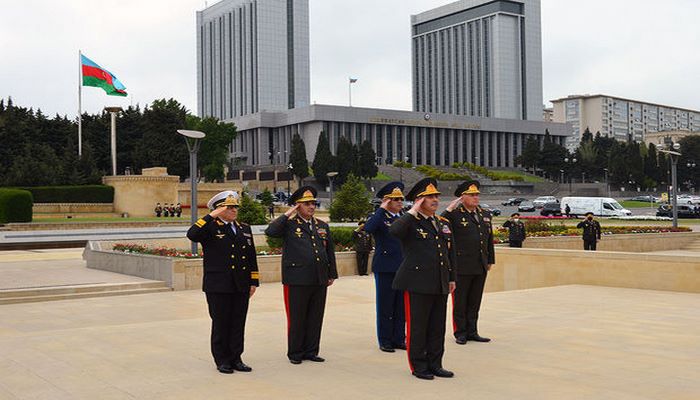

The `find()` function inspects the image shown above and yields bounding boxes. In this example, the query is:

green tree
[356,140,378,180]
[335,136,355,185]
[289,133,309,186]
[643,143,660,189]
[237,192,267,225]
[187,115,237,182]
[133,98,189,178]
[329,174,372,222]
[312,132,335,187]
[678,135,700,191]
[517,137,540,172]
[538,130,567,179]
[258,188,274,208]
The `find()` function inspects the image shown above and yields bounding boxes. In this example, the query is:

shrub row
[20,185,114,203]
[415,165,471,181]
[0,188,33,223]
[451,162,525,182]
[266,226,356,250]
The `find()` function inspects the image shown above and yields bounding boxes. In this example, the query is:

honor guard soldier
[390,178,456,380]
[154,203,163,217]
[442,180,495,345]
[186,191,259,374]
[265,186,338,365]
[175,203,182,217]
[503,212,526,248]
[170,204,176,217]
[352,220,372,276]
[577,212,601,250]
[364,181,407,353]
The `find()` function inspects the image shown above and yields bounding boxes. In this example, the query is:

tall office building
[197,0,310,119]
[411,0,542,121]
[551,94,700,150]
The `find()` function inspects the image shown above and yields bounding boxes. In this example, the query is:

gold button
[437,244,441,248]
[311,236,315,239]
[243,267,246,270]
[232,266,235,269]
[435,236,438,239]
[316,257,320,261]
[242,256,246,259]
[231,255,234,258]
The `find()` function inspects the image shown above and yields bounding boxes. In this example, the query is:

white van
[561,197,632,217]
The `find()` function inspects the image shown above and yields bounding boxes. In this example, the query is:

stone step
[0,282,171,304]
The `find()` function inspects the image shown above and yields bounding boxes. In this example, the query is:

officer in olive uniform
[364,181,406,353]
[352,220,373,276]
[265,186,338,365]
[186,191,259,374]
[503,212,526,248]
[577,212,602,250]
[390,178,456,380]
[441,180,495,345]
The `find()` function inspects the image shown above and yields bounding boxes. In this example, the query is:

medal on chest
[416,227,428,239]
[295,227,303,238]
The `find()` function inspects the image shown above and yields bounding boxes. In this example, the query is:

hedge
[0,188,33,223]
[266,226,356,250]
[20,185,114,203]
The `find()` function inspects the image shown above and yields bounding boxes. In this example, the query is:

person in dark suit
[503,212,526,248]
[186,190,259,374]
[364,181,406,353]
[265,186,338,365]
[352,220,372,276]
[577,212,602,250]
[390,178,456,380]
[441,180,495,345]
[175,203,182,217]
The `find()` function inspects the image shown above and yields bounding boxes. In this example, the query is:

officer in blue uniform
[364,181,406,353]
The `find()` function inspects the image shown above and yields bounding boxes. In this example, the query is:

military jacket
[265,215,338,285]
[186,215,260,293]
[576,219,602,241]
[441,205,495,275]
[503,220,526,242]
[389,213,456,295]
[352,229,373,253]
[364,208,403,273]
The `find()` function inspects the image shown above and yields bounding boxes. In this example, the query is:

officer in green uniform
[186,191,259,374]
[577,212,602,250]
[503,212,526,248]
[441,180,494,345]
[265,186,338,365]
[390,178,456,380]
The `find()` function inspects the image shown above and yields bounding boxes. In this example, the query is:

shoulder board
[238,221,249,227]
[215,220,225,226]
[438,215,450,223]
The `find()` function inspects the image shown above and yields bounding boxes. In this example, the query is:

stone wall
[33,203,114,213]
[103,172,179,218]
[517,232,699,252]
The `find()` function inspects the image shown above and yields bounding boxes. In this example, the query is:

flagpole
[78,50,82,157]
[348,77,352,107]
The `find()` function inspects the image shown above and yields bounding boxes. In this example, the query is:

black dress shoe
[233,361,252,372]
[431,368,454,378]
[289,359,302,365]
[217,364,234,374]
[467,334,491,342]
[392,343,407,350]
[412,371,434,380]
[380,345,395,353]
[303,355,325,362]
[455,336,468,345]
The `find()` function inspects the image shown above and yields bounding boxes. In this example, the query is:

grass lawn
[488,170,546,183]
[31,216,190,223]
[373,172,393,181]
[619,200,658,209]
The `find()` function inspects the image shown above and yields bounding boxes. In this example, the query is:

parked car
[677,195,700,205]
[533,196,558,208]
[518,201,536,212]
[656,204,699,218]
[561,197,632,217]
[481,204,501,216]
[630,195,659,203]
[501,197,528,206]
[274,191,290,202]
[540,202,563,217]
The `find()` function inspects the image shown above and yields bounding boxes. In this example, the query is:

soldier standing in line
[503,212,526,248]
[364,181,406,353]
[155,203,163,218]
[390,178,456,380]
[186,191,259,374]
[176,203,182,217]
[170,204,176,217]
[163,203,170,217]
[441,180,494,345]
[577,212,602,250]
[265,186,338,365]
[352,220,373,276]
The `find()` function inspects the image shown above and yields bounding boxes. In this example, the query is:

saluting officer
[265,186,338,365]
[442,180,494,345]
[503,212,526,248]
[390,178,456,380]
[352,219,373,276]
[186,191,259,374]
[577,212,602,250]
[364,181,406,353]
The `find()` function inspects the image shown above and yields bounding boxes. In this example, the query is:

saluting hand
[284,204,300,217]
[209,206,226,218]
[379,197,392,210]
[327,279,335,287]
[408,197,425,216]
[249,286,256,298]
[446,197,462,212]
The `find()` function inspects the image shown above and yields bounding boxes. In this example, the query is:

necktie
[230,223,237,236]
[431,217,438,232]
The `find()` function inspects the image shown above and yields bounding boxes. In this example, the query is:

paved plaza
[0,267,698,399]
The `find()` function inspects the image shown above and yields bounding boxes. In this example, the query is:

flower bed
[493,224,691,244]
[112,243,354,259]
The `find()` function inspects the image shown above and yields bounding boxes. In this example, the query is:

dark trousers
[205,292,250,367]
[584,239,597,251]
[509,240,523,248]
[404,291,447,373]
[452,273,487,339]
[374,272,405,347]
[356,252,370,275]
[283,284,327,361]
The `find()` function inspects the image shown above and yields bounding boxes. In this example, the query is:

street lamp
[286,162,293,198]
[564,157,577,194]
[659,142,681,228]
[687,160,697,194]
[327,171,338,208]
[178,129,206,254]
[603,168,609,197]
[104,106,123,176]
[559,169,564,185]
[400,156,409,183]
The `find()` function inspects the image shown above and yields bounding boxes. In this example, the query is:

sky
[1,0,699,119]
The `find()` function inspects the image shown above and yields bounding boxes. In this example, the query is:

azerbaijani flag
[81,54,127,97]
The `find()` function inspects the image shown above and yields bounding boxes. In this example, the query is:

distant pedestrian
[155,203,163,218]
[577,212,601,251]
[170,204,176,217]
[175,203,182,218]
[268,204,275,219]
[352,220,373,276]
[502,213,526,248]
[565,204,571,218]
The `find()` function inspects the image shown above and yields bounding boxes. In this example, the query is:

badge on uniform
[416,228,428,239]
[317,227,327,239]
[441,224,451,234]
[295,227,303,238]
[460,217,468,227]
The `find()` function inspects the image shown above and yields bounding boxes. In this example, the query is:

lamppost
[178,129,206,254]
[104,106,123,176]
[559,169,564,185]
[564,157,577,194]
[286,162,293,198]
[603,168,609,197]
[659,142,681,228]
[399,156,409,183]
[687,160,697,194]
[327,171,338,208]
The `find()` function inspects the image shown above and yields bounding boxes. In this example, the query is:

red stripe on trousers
[404,291,414,372]
[283,284,290,336]
[451,292,457,334]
